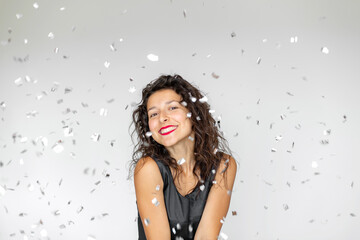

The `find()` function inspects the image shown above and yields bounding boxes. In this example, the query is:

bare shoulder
[134,156,163,188]
[218,153,237,177]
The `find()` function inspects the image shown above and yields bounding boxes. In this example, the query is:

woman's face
[146,89,193,148]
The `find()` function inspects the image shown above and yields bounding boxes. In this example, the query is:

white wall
[1,0,359,239]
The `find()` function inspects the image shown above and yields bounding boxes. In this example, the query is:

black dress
[137,156,216,240]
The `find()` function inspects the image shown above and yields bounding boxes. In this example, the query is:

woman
[129,74,237,240]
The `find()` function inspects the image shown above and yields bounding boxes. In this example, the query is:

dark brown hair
[128,74,232,195]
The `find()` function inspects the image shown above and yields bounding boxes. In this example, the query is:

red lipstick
[158,125,177,135]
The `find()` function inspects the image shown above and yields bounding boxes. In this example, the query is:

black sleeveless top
[137,156,216,240]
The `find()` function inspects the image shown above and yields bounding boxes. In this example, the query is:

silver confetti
[271,148,277,152]
[199,96,208,103]
[196,116,201,121]
[0,102,6,110]
[176,237,184,240]
[176,223,181,230]
[323,129,331,135]
[52,143,64,153]
[177,158,186,165]
[188,224,193,232]
[321,47,329,54]
[60,7,66,11]
[186,112,192,118]
[188,136,194,141]
[14,77,23,86]
[212,169,216,174]
[231,32,236,38]
[16,13,23,19]
[145,131,152,137]
[275,135,283,141]
[104,61,110,68]
[87,236,96,240]
[211,72,220,79]
[181,101,187,107]
[99,108,108,116]
[256,57,261,64]
[218,232,228,240]
[283,204,289,211]
[290,36,298,43]
[172,227,176,234]
[33,2,39,9]
[199,184,205,191]
[155,184,160,191]
[209,109,215,114]
[91,133,100,142]
[183,9,187,18]
[311,161,318,168]
[190,96,197,102]
[152,197,160,207]
[147,54,159,62]
[0,185,6,197]
[128,86,136,93]
[48,32,54,39]
[220,216,226,224]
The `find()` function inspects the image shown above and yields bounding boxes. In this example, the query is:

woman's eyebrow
[147,100,180,112]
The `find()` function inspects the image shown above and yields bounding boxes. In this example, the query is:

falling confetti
[199,185,205,191]
[144,218,150,226]
[87,235,96,240]
[0,185,6,197]
[220,216,226,224]
[186,112,192,118]
[275,135,283,141]
[128,86,136,93]
[311,161,318,168]
[211,72,220,79]
[321,47,329,54]
[196,116,201,121]
[147,54,159,62]
[155,185,160,191]
[52,143,64,153]
[104,61,110,68]
[152,197,160,207]
[188,136,194,141]
[199,96,208,103]
[14,77,23,86]
[283,204,289,211]
[290,36,298,43]
[188,224,193,232]
[183,9,187,18]
[0,101,6,110]
[48,32,55,39]
[145,131,152,137]
[256,57,261,64]
[177,158,185,165]
[33,2,39,9]
[99,108,108,116]
[231,32,236,38]
[190,97,197,102]
[16,13,23,19]
[218,232,228,240]
[91,133,100,142]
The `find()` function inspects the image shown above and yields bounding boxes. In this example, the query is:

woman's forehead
[147,89,181,107]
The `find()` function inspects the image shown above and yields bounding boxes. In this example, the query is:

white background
[1,0,360,239]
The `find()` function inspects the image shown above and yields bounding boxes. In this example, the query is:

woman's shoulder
[218,153,237,175]
[134,156,164,188]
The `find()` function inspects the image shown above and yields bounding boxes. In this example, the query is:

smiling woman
[128,74,237,240]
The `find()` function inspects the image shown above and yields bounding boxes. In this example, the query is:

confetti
[190,96,196,102]
[176,223,181,230]
[24,39,28,44]
[145,131,152,137]
[109,43,116,51]
[212,169,216,174]
[0,185,6,197]
[152,197,160,207]
[155,184,160,191]
[290,36,298,43]
[209,109,215,114]
[87,236,96,240]
[128,86,136,93]
[177,158,185,165]
[283,204,289,211]
[186,112,192,118]
[14,77,23,86]
[212,180,217,184]
[144,218,150,226]
[220,216,226,224]
[256,57,261,64]
[181,101,187,107]
[320,139,329,145]
[311,161,318,168]
[91,133,100,142]
[218,232,228,240]
[48,32,55,39]
[183,9,187,18]
[33,2,39,9]
[52,143,64,153]
[0,102,6,110]
[175,237,184,240]
[275,135,283,141]
[188,136,194,141]
[104,61,110,68]
[350,213,356,217]
[16,13,23,19]
[321,47,329,54]
[231,32,236,38]
[199,185,205,191]
[60,7,66,11]
[147,54,159,62]
[211,72,220,79]
[99,108,108,116]
[172,227,176,234]
[199,96,208,103]
[323,129,331,135]
[63,127,73,137]
[232,211,237,216]
[196,116,201,121]
[188,224,193,232]
[271,148,277,152]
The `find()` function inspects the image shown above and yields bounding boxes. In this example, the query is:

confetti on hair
[177,158,185,165]
[186,112,192,118]
[145,131,152,137]
[199,96,208,103]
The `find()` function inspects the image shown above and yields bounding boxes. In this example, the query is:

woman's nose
[159,112,169,122]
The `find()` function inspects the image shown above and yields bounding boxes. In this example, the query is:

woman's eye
[149,113,157,118]
[170,106,178,110]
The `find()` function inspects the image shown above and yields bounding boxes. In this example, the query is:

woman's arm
[194,155,237,240]
[134,156,171,240]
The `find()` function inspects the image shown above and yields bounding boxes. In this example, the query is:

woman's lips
[159,125,177,135]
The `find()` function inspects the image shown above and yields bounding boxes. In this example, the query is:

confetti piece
[311,161,318,168]
[218,232,228,240]
[14,77,23,86]
[176,223,181,230]
[188,136,194,141]
[87,236,96,240]
[199,96,208,103]
[60,7,66,11]
[0,185,6,196]
[231,32,236,38]
[257,57,261,64]
[152,197,160,207]
[232,211,237,216]
[283,204,289,211]
[172,227,176,234]
[350,213,356,217]
[181,101,187,107]
[211,72,220,79]
[209,109,215,114]
[188,224,193,232]
[16,13,23,19]
[186,112,192,118]
[63,127,73,137]
[275,135,282,141]
[177,158,185,165]
[144,218,150,226]
[104,61,110,68]
[321,47,329,54]
[183,9,187,18]
[155,185,160,191]
[199,185,205,191]
[190,97,197,102]
[109,43,116,51]
[145,131,152,137]
[54,47,59,53]
[33,2,39,9]
[212,169,216,174]
[320,139,329,145]
[290,36,298,43]
[196,116,201,121]
[220,216,226,224]
[48,32,55,39]
[128,86,136,93]
[99,108,108,116]
[271,148,277,152]
[147,54,159,62]
[324,129,331,135]
[91,133,100,142]
[212,180,217,184]
[0,102,6,110]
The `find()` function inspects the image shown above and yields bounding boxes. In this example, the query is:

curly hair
[128,74,232,196]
